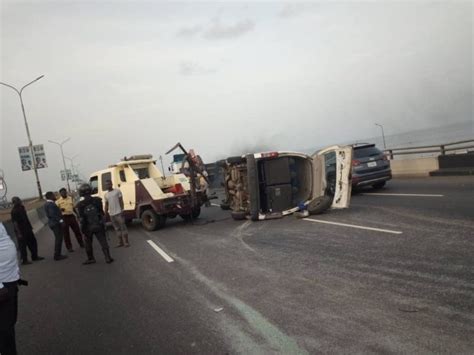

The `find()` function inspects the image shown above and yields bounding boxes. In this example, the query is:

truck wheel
[307,195,333,215]
[141,210,166,231]
[156,215,167,229]
[192,206,201,219]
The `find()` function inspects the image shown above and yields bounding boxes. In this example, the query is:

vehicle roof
[253,151,310,159]
[90,158,156,177]
[115,159,155,167]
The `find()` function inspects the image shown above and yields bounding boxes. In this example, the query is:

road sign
[18,145,48,171]
[60,169,72,181]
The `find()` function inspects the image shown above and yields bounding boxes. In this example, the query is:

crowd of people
[0,180,128,355]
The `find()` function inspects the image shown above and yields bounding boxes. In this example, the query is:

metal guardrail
[384,139,474,159]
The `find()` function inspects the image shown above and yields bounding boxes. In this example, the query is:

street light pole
[65,154,79,190]
[0,75,45,199]
[48,138,71,192]
[375,123,387,150]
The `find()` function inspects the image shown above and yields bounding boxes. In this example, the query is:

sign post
[18,144,48,171]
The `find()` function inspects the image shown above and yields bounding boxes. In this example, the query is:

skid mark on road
[304,218,403,235]
[231,221,259,254]
[174,255,308,355]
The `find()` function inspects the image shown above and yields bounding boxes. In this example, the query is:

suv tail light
[352,159,361,167]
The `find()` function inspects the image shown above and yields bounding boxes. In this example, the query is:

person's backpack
[83,202,102,233]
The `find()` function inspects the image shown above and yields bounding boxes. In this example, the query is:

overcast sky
[1,1,472,198]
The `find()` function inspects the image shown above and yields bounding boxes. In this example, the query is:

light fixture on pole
[48,137,71,192]
[375,123,387,150]
[0,75,45,199]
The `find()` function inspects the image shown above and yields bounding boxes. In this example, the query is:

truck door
[312,145,353,209]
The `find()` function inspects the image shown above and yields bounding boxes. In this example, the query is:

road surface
[14,176,474,354]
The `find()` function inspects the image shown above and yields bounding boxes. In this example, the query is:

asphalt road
[15,176,474,354]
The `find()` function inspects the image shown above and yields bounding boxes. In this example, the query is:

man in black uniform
[76,184,114,265]
[10,197,44,265]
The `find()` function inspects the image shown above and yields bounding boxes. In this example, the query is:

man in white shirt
[0,222,20,355]
[104,180,129,247]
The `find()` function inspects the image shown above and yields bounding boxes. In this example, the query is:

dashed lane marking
[146,240,174,263]
[360,193,444,197]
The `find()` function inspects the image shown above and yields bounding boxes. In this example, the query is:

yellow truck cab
[89,155,204,231]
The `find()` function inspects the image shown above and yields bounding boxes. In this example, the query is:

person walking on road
[0,222,21,355]
[104,180,129,247]
[10,197,44,265]
[44,192,67,261]
[56,188,84,252]
[76,184,114,265]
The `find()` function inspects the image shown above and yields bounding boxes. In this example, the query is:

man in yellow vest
[56,188,85,252]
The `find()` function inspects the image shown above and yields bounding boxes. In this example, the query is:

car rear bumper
[352,169,392,186]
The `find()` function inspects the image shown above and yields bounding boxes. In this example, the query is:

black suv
[351,144,391,189]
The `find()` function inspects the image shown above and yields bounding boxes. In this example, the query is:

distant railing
[385,139,474,159]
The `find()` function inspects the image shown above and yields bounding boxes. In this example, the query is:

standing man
[0,222,20,355]
[104,180,129,247]
[10,197,44,265]
[198,173,211,207]
[76,184,114,265]
[56,188,84,252]
[44,192,67,261]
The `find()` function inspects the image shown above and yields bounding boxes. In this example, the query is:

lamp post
[65,154,79,190]
[0,75,45,199]
[48,138,71,192]
[375,123,387,150]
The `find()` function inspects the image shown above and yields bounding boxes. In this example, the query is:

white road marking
[146,240,174,263]
[211,203,221,207]
[360,193,444,197]
[304,218,403,234]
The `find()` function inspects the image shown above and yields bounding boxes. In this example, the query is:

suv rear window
[354,146,382,159]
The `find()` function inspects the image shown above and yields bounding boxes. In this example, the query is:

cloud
[176,25,202,37]
[204,18,255,40]
[278,4,318,18]
[179,61,217,76]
